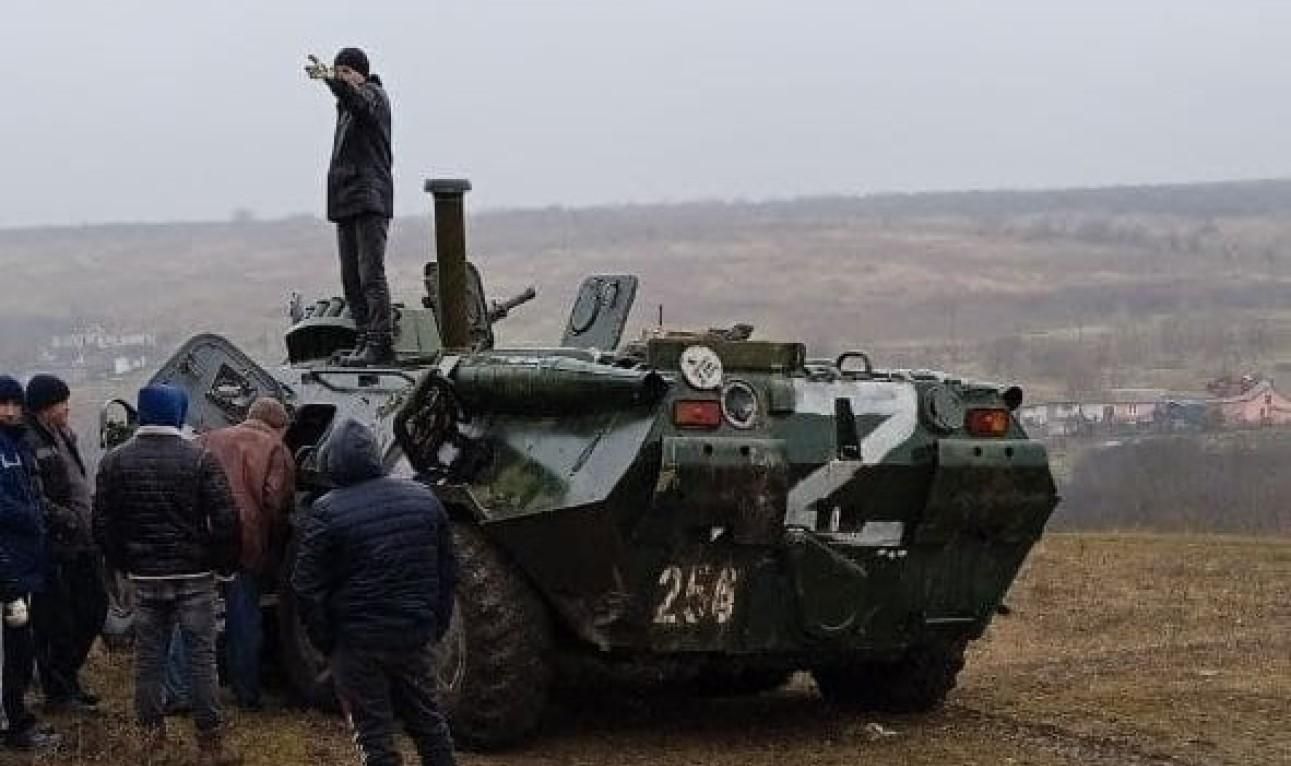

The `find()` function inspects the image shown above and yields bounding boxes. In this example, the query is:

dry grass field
[8,533,1287,766]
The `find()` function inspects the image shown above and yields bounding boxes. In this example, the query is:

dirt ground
[6,533,1288,766]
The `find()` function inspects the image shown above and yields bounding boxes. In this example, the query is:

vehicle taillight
[674,400,722,429]
[965,408,1011,437]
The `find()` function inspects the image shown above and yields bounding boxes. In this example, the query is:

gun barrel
[487,286,537,322]
[452,355,667,414]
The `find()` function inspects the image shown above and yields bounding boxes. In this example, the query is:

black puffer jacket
[291,419,457,654]
[93,428,240,577]
[326,74,393,222]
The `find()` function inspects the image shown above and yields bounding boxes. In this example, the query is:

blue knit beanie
[0,375,23,404]
[137,384,189,428]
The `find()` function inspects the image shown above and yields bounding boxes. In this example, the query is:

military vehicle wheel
[276,535,339,711]
[438,522,553,750]
[812,640,967,713]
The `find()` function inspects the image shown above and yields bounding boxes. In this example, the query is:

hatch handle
[836,351,873,375]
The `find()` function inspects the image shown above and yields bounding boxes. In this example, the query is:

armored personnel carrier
[103,179,1058,749]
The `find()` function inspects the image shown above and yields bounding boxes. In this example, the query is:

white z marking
[785,381,919,527]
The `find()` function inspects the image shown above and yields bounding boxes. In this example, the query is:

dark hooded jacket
[291,418,456,654]
[326,74,393,222]
[0,423,46,597]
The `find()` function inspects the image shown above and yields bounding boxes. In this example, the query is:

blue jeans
[162,625,189,710]
[133,577,221,733]
[223,573,262,706]
[161,573,261,709]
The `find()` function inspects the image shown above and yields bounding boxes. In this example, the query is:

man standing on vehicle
[292,418,457,766]
[197,397,294,710]
[93,384,242,766]
[22,374,109,712]
[307,47,396,367]
[0,376,59,752]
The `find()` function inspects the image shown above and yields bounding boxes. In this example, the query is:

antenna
[658,304,664,327]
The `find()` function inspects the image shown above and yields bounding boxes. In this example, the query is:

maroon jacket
[199,420,294,574]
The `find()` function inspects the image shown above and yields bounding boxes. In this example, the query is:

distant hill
[5,177,1291,401]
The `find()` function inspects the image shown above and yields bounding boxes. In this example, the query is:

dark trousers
[223,573,262,706]
[33,552,108,700]
[2,608,37,739]
[337,214,393,344]
[133,577,221,733]
[333,643,455,766]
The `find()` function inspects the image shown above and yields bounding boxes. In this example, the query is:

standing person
[21,374,109,711]
[93,384,242,766]
[0,376,59,752]
[292,419,458,766]
[197,398,295,710]
[307,47,396,366]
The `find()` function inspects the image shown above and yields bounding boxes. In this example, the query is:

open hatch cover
[147,333,291,432]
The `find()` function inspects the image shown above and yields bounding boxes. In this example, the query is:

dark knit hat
[138,384,189,428]
[25,374,70,413]
[0,375,22,404]
[334,47,370,77]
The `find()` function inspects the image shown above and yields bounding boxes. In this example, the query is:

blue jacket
[0,424,47,598]
[291,419,457,653]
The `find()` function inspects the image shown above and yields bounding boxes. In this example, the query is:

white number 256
[653,565,739,626]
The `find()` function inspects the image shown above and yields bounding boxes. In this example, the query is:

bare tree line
[1056,433,1291,534]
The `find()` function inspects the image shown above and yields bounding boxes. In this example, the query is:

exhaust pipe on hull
[425,178,472,350]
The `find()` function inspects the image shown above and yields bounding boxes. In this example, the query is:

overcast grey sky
[3,1,1290,226]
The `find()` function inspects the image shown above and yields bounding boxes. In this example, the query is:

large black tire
[435,522,553,750]
[276,534,339,711]
[812,640,967,713]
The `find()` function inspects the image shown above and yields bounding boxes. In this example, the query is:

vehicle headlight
[721,381,759,429]
[921,384,965,434]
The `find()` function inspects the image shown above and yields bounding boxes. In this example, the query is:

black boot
[341,336,395,367]
[339,330,369,366]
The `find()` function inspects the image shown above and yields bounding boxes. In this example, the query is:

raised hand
[304,54,333,81]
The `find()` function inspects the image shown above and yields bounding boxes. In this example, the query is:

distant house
[30,324,157,383]
[1106,399,1157,427]
[51,325,156,351]
[1019,401,1085,437]
[1060,394,1160,431]
[1020,376,1291,437]
[112,355,150,376]
[1213,379,1291,427]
